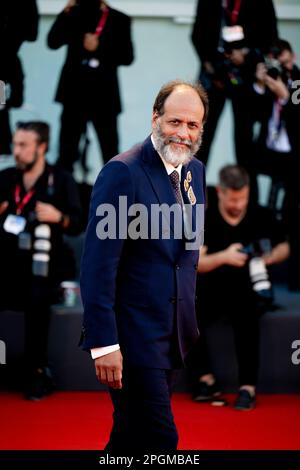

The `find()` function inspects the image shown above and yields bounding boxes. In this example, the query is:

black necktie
[169,170,183,207]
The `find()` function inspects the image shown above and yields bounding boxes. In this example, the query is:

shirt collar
[151,134,182,180]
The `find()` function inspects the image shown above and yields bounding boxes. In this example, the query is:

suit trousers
[0,108,12,155]
[196,72,254,169]
[57,104,119,172]
[105,366,179,453]
[24,277,53,371]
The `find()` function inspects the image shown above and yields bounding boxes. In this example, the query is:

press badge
[3,214,26,235]
[222,25,245,43]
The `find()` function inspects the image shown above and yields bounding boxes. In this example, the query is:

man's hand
[265,75,290,101]
[95,350,123,389]
[83,33,99,52]
[0,201,9,215]
[255,62,268,86]
[35,201,62,224]
[221,243,248,267]
[203,61,215,75]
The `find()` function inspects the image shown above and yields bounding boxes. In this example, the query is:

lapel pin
[188,186,197,205]
[184,179,190,192]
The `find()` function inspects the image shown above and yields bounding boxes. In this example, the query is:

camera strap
[14,185,35,216]
[14,167,55,215]
[270,99,284,140]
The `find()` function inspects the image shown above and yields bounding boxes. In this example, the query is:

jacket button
[176,265,180,270]
[169,297,176,304]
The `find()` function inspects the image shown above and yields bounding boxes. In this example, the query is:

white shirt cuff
[253,82,266,95]
[278,97,289,106]
[91,344,120,359]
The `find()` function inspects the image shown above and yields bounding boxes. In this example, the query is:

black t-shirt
[198,202,287,309]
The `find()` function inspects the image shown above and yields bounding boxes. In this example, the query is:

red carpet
[0,391,300,450]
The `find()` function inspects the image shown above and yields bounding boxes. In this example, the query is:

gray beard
[152,121,203,167]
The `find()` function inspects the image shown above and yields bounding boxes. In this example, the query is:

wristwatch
[59,213,66,225]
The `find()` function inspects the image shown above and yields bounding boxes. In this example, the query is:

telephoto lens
[248,256,273,305]
[32,224,51,277]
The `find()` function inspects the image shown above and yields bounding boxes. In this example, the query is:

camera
[239,238,271,257]
[265,57,282,80]
[240,239,274,310]
[32,224,51,277]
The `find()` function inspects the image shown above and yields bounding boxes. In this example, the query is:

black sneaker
[192,380,221,402]
[234,390,256,411]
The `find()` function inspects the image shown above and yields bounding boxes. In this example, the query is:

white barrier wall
[8,0,300,185]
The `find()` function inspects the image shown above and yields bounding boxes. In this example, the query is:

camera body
[239,238,271,257]
[265,57,282,80]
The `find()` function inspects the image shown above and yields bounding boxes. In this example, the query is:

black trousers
[106,366,178,453]
[250,145,300,226]
[0,108,12,155]
[0,274,53,373]
[187,298,260,387]
[57,104,119,173]
[196,73,253,169]
[24,277,53,371]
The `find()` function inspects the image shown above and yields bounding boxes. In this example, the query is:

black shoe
[192,380,222,402]
[234,390,256,411]
[24,367,55,401]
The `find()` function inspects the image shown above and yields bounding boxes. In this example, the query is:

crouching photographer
[186,165,289,410]
[0,122,82,400]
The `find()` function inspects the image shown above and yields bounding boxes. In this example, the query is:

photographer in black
[251,39,300,289]
[187,165,289,410]
[0,121,82,400]
[0,0,39,155]
[191,0,278,167]
[47,0,134,173]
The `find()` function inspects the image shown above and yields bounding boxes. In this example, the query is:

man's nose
[176,123,189,140]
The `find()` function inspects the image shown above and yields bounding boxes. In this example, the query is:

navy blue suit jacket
[80,136,206,369]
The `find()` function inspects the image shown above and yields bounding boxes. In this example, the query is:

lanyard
[224,0,242,26]
[274,99,283,132]
[14,185,35,216]
[95,6,109,37]
[14,169,54,215]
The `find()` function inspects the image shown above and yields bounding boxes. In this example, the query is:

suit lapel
[141,137,178,235]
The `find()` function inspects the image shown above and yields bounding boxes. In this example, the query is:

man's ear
[39,141,48,156]
[152,111,159,128]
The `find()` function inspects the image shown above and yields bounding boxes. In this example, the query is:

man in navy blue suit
[80,80,208,452]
